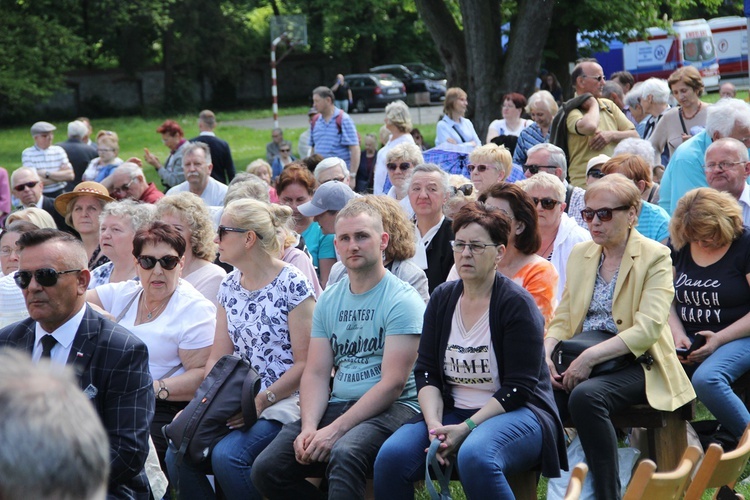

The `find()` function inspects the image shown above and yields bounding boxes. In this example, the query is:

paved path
[226,103,444,130]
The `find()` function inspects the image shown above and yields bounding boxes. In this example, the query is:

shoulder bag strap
[678,108,688,135]
[452,123,468,143]
[115,291,141,323]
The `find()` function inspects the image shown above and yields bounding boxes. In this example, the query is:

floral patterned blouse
[218,265,314,390]
[582,256,619,334]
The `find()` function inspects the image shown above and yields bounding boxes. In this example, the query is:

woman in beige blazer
[545,174,694,499]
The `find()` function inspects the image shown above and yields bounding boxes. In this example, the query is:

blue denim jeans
[251,401,417,500]
[373,406,543,500]
[692,336,750,439]
[165,418,282,500]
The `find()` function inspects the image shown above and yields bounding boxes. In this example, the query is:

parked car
[345,73,407,113]
[369,63,446,102]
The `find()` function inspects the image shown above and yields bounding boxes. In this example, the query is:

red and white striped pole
[271,35,284,129]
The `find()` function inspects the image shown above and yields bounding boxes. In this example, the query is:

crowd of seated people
[1,69,750,500]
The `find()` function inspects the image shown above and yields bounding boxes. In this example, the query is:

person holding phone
[669,188,750,443]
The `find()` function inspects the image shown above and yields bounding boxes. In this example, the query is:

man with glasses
[105,162,164,204]
[566,59,637,188]
[165,143,228,206]
[524,143,588,228]
[9,167,71,232]
[21,121,75,199]
[313,156,351,185]
[705,138,750,224]
[0,229,154,499]
[57,120,98,191]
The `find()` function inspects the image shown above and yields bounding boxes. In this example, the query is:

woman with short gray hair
[373,100,416,196]
[408,163,454,293]
[386,143,423,218]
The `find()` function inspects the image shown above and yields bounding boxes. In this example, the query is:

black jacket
[191,134,236,184]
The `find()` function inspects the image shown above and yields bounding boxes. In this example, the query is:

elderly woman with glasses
[545,174,694,499]
[373,100,415,195]
[467,143,512,195]
[517,172,590,301]
[271,140,296,180]
[374,202,566,499]
[385,142,424,218]
[669,188,750,447]
[82,131,123,182]
[166,198,315,499]
[87,221,217,475]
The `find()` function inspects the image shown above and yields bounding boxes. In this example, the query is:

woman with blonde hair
[669,188,750,445]
[373,100,416,195]
[436,87,481,148]
[167,198,316,499]
[155,192,227,305]
[5,207,56,229]
[82,133,123,182]
[247,159,278,202]
[384,143,423,217]
[444,174,477,220]
[467,143,512,194]
[513,90,559,166]
[328,195,429,302]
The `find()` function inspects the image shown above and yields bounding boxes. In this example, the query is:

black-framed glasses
[136,255,181,271]
[279,148,291,153]
[580,206,630,223]
[218,225,255,242]
[112,179,135,194]
[583,75,605,82]
[523,164,557,175]
[450,240,499,255]
[387,162,412,172]
[13,181,39,192]
[587,169,605,179]
[14,268,81,289]
[452,184,474,196]
[467,164,497,173]
[532,197,561,210]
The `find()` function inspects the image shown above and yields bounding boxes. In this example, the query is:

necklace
[539,239,554,259]
[140,292,171,320]
[681,102,702,121]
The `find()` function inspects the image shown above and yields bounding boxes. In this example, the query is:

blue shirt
[309,108,359,167]
[636,202,670,243]
[513,122,548,166]
[659,131,712,215]
[301,222,335,269]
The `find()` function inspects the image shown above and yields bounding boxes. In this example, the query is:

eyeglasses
[523,164,557,175]
[450,240,499,255]
[97,148,115,153]
[136,255,181,271]
[111,179,135,195]
[387,162,412,172]
[321,177,345,184]
[583,75,605,82]
[13,181,39,192]
[532,197,561,210]
[587,169,605,179]
[0,246,18,257]
[218,225,257,242]
[14,268,81,289]
[452,184,474,196]
[280,148,291,153]
[704,161,743,172]
[580,206,630,223]
[467,164,499,173]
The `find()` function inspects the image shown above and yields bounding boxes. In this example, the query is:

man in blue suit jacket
[191,109,235,184]
[0,229,154,499]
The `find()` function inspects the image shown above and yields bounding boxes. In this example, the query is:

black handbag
[163,354,261,465]
[552,330,652,377]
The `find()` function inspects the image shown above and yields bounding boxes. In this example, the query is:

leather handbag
[163,354,261,465]
[552,330,652,377]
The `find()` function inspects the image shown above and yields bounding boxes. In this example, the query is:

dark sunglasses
[14,181,39,192]
[218,225,254,242]
[532,197,561,210]
[523,164,557,175]
[452,184,474,196]
[279,148,291,153]
[587,169,605,179]
[580,206,630,223]
[467,164,496,173]
[136,255,181,271]
[14,268,81,289]
[387,162,411,172]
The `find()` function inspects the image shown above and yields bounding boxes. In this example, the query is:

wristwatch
[44,171,50,179]
[265,390,276,403]
[156,380,170,400]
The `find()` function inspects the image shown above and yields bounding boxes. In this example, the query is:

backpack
[311,111,345,135]
[548,92,594,165]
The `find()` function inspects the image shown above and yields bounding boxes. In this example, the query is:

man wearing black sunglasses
[566,59,637,188]
[9,167,74,234]
[0,229,154,499]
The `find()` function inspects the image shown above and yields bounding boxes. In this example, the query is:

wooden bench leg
[507,471,538,500]
[649,411,687,471]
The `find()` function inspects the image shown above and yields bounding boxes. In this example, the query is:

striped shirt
[309,108,359,167]
[21,145,69,194]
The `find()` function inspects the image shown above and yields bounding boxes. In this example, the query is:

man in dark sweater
[190,110,235,184]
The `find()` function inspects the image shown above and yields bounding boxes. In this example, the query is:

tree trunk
[546,10,579,101]
[413,0,467,91]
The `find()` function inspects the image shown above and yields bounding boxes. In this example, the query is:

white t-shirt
[488,118,532,137]
[166,177,228,207]
[96,279,216,379]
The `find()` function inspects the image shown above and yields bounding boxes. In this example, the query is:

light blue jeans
[692,336,750,439]
[165,418,282,499]
[373,406,543,500]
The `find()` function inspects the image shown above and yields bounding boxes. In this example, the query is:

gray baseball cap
[30,121,56,136]
[298,181,359,217]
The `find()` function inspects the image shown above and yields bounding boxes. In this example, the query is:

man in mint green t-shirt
[252,201,426,499]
